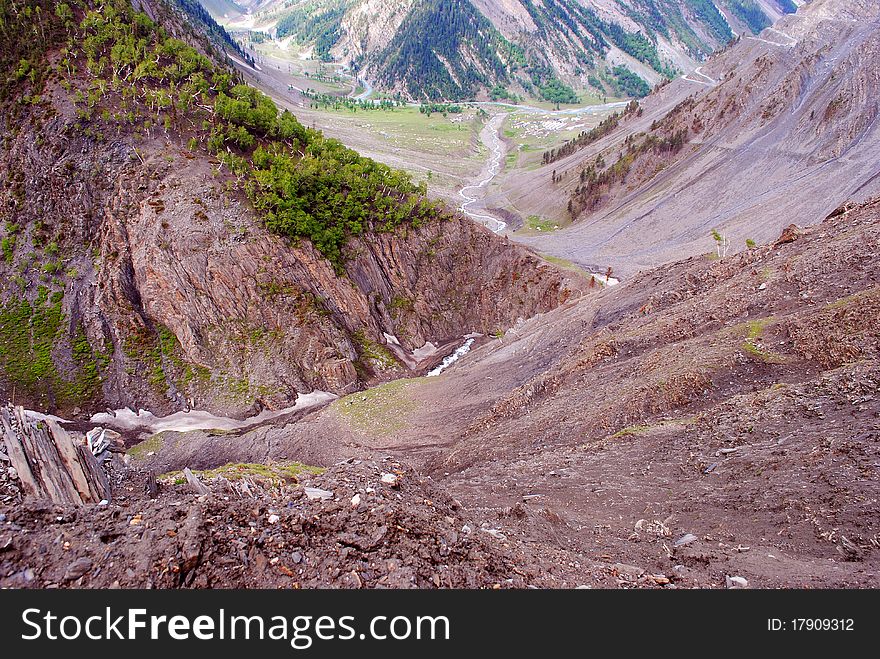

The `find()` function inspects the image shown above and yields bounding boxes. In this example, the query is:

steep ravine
[0,1,584,420]
[0,120,581,419]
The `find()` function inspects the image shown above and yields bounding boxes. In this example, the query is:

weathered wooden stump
[0,405,109,505]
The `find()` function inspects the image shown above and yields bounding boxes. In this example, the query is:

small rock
[837,535,862,561]
[0,513,6,522]
[63,557,93,582]
[304,487,333,501]
[481,528,506,540]
[612,563,644,578]
[674,533,698,548]
[380,473,400,487]
[129,514,143,526]
[758,283,767,291]
[267,514,280,524]
[350,494,361,507]
[725,575,749,589]
[23,568,35,582]
[291,551,303,564]
[775,223,804,246]
[8,467,17,480]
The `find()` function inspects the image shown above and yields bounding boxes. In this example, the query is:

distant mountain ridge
[495,0,878,277]
[201,0,802,100]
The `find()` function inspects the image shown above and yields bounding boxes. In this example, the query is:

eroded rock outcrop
[0,14,581,417]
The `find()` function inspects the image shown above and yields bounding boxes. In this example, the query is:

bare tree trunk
[0,406,109,505]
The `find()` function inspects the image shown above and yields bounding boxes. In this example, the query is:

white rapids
[427,338,476,377]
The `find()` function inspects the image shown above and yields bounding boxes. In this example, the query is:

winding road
[746,27,798,48]
[683,66,718,87]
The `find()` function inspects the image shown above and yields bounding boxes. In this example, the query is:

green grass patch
[353,329,398,369]
[525,215,561,232]
[741,318,786,364]
[128,433,165,461]
[160,462,324,485]
[610,424,651,439]
[332,378,424,436]
[540,254,590,277]
[827,286,880,309]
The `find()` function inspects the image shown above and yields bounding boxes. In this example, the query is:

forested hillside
[373,0,518,100]
[207,0,798,101]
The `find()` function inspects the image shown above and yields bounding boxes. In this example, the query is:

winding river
[459,113,508,233]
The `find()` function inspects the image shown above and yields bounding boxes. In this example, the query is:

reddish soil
[2,200,879,589]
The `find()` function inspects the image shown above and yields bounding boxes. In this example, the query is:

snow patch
[90,392,337,434]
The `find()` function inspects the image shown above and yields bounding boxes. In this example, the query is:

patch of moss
[389,295,414,317]
[160,461,324,484]
[332,378,423,436]
[127,433,165,461]
[125,323,196,395]
[1,236,16,263]
[0,288,97,406]
[610,424,651,439]
[353,329,398,369]
[60,324,109,403]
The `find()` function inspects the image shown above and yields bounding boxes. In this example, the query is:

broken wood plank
[183,467,210,496]
[0,405,109,504]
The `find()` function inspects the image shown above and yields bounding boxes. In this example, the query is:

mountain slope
[0,0,581,417]
[208,0,803,100]
[496,0,878,276]
[371,0,518,100]
[8,194,875,589]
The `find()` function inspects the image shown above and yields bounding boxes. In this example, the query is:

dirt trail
[683,66,717,86]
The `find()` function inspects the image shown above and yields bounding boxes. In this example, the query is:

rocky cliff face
[0,0,581,418]
[334,0,415,65]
